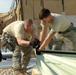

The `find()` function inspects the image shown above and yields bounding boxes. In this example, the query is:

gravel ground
[0,67,32,75]
[0,58,36,75]
[0,67,15,75]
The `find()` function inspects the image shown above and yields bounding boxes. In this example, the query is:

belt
[58,23,74,34]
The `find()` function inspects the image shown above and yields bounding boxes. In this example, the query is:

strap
[58,23,74,34]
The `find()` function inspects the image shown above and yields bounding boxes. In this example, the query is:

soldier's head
[39,8,53,23]
[24,19,33,33]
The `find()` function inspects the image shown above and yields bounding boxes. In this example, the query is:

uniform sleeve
[32,24,38,37]
[40,20,48,27]
[51,29,56,33]
[14,24,24,39]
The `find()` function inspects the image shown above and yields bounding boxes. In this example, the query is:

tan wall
[14,0,76,37]
[21,0,76,34]
[0,0,76,34]
[16,0,21,20]
[64,0,76,15]
[0,0,76,47]
[22,0,76,24]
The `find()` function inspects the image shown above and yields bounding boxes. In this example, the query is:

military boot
[14,71,25,75]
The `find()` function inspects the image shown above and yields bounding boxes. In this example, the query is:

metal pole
[20,0,24,20]
[26,0,27,5]
[40,50,76,54]
[40,0,44,8]
[62,0,64,12]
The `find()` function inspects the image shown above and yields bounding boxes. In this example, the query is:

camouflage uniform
[52,25,76,51]
[1,20,37,75]
[1,32,32,75]
[41,13,76,51]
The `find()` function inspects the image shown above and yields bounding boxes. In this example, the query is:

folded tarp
[36,50,76,75]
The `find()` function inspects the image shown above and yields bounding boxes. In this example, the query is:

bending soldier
[1,19,40,75]
[39,8,76,51]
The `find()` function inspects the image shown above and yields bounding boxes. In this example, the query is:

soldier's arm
[39,25,47,45]
[39,31,55,50]
[16,37,30,46]
[31,24,38,39]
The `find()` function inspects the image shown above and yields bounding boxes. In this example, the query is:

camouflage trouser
[48,37,56,50]
[1,32,17,51]
[52,27,76,51]
[1,32,32,73]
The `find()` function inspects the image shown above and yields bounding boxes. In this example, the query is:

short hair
[39,8,50,20]
[24,19,33,27]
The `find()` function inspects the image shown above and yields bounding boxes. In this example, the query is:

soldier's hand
[36,49,41,55]
[29,38,40,48]
[35,41,41,55]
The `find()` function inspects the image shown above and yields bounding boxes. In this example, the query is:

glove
[29,38,41,55]
[0,51,2,62]
[29,38,40,48]
[36,49,41,55]
[35,42,41,55]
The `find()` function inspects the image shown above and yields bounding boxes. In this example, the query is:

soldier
[39,8,76,51]
[1,19,40,75]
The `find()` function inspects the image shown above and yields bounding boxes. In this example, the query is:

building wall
[64,0,76,15]
[0,0,76,34]
[21,0,76,37]
[0,0,76,49]
[22,0,76,19]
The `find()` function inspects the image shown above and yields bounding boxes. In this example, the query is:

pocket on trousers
[5,43,15,52]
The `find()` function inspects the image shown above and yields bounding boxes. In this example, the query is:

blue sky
[0,0,13,13]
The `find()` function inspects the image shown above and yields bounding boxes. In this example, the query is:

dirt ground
[0,67,15,75]
[0,67,31,75]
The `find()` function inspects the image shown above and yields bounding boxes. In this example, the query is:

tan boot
[21,69,28,75]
